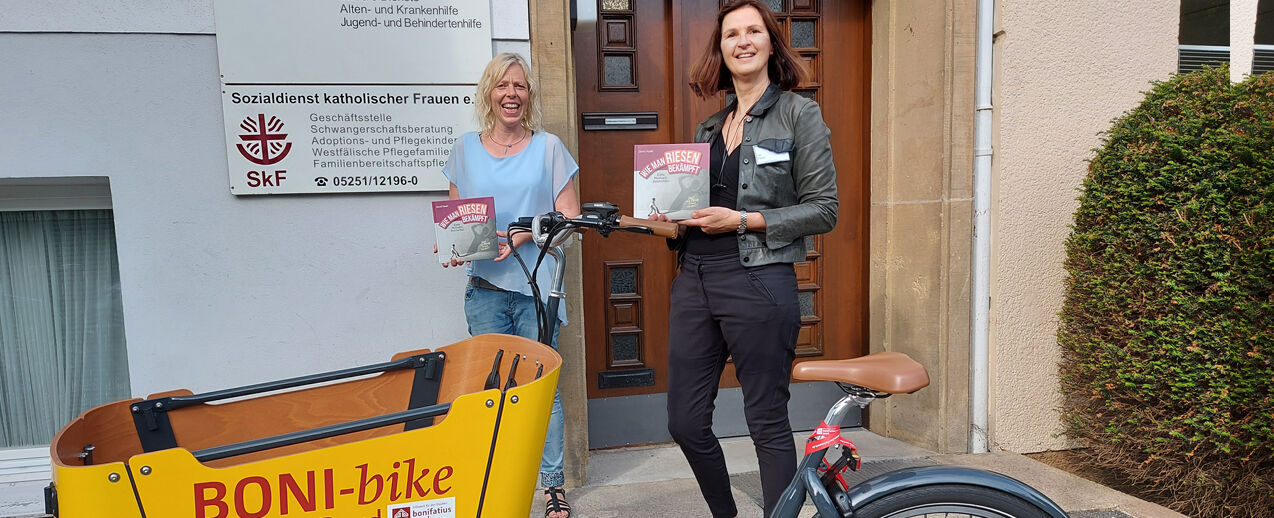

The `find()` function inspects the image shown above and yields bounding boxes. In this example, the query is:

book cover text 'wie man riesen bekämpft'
[433,197,498,264]
[634,143,710,221]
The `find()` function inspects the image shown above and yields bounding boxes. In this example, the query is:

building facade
[1,0,1268,513]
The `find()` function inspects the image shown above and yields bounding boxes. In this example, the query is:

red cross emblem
[236,114,292,166]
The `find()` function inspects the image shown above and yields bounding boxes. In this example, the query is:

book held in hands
[432,197,498,264]
[633,143,710,220]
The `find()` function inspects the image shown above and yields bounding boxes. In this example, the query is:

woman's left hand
[494,230,532,262]
[681,207,742,235]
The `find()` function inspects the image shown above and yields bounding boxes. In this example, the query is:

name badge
[753,146,790,165]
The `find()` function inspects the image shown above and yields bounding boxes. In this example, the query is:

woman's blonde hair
[474,53,542,134]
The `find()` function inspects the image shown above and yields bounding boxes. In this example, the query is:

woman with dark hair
[661,1,838,516]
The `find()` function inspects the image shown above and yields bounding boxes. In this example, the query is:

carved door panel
[574,0,869,402]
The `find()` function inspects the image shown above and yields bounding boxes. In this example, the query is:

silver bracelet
[737,211,748,235]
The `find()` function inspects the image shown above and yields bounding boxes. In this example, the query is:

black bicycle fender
[846,465,1069,518]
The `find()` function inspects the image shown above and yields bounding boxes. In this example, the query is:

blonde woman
[439,52,580,517]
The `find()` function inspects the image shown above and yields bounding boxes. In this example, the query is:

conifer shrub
[1058,66,1274,517]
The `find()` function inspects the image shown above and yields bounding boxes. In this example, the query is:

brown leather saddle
[792,352,930,394]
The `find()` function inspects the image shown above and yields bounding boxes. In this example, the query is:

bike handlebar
[617,215,680,239]
[513,202,681,244]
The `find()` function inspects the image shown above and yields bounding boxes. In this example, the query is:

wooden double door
[573,0,869,420]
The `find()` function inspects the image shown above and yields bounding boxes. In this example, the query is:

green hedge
[1058,65,1274,517]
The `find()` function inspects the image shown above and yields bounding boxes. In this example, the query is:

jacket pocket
[756,138,793,153]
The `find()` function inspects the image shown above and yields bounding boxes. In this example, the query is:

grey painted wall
[0,0,531,400]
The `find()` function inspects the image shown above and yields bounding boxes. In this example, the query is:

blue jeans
[464,280,565,488]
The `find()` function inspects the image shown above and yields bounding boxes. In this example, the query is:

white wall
[990,0,1178,452]
[0,0,531,399]
[0,0,215,33]
[1233,0,1260,81]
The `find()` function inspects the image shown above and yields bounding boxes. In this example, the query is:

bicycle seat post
[824,388,875,427]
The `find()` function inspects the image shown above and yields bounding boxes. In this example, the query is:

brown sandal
[544,487,572,517]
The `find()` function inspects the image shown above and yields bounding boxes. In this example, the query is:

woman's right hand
[650,213,689,235]
[433,243,468,268]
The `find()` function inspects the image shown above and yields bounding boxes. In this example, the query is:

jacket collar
[745,83,783,116]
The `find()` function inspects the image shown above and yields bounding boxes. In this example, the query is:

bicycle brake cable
[506,228,548,339]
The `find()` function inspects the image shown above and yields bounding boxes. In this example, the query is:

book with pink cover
[633,143,710,220]
[432,196,498,264]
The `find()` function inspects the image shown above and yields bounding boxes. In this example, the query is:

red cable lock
[805,420,862,490]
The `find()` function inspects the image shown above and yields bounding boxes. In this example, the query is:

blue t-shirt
[441,131,579,323]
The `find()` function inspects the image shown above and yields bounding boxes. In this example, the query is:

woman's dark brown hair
[688,0,807,99]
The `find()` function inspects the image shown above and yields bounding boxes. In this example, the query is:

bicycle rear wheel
[850,484,1055,518]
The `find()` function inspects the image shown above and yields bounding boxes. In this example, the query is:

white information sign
[213,0,490,84]
[222,85,472,193]
[213,0,492,194]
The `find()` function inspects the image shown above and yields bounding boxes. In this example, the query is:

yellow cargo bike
[46,334,560,518]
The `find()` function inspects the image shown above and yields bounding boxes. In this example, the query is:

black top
[684,131,741,256]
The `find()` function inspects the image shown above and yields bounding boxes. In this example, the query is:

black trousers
[666,252,800,517]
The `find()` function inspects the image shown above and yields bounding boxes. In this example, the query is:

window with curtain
[1256,0,1274,74]
[1,209,130,448]
[1179,0,1231,73]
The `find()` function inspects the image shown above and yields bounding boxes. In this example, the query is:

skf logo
[236,114,292,166]
[238,114,290,187]
[390,507,410,518]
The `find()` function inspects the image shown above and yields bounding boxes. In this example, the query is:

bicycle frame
[771,390,870,515]
[770,389,1069,518]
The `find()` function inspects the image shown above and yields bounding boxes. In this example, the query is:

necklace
[713,111,746,191]
[723,108,747,152]
[726,84,766,147]
[487,129,528,155]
